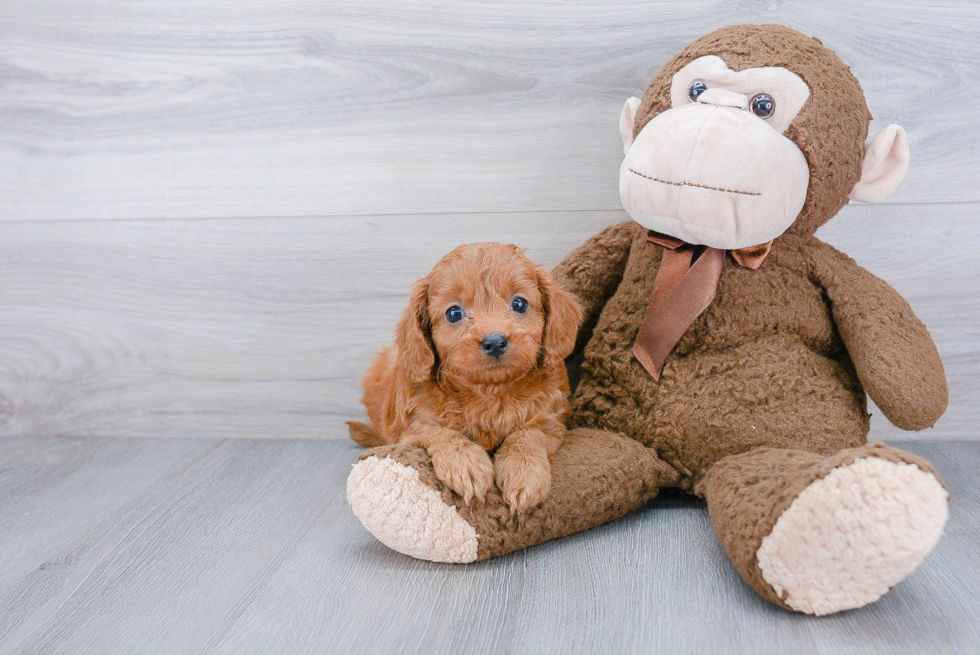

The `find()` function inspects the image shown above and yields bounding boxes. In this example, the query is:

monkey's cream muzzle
[620,99,810,250]
[619,55,814,250]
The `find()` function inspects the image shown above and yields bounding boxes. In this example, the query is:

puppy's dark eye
[511,297,528,314]
[750,93,775,119]
[688,80,707,102]
[445,305,464,323]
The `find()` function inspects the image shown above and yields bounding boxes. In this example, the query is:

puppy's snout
[480,333,509,359]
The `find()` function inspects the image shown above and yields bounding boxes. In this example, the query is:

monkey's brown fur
[352,24,948,612]
[348,242,583,513]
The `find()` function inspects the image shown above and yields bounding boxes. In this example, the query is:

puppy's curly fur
[347,242,583,513]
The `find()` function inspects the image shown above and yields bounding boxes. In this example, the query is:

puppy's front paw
[429,440,495,504]
[495,452,551,514]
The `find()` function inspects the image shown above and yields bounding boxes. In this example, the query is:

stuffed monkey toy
[346,24,950,616]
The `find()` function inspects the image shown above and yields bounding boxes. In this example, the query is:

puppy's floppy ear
[537,265,584,368]
[395,278,435,384]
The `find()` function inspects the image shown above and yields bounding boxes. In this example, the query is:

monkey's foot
[756,454,948,615]
[347,430,678,563]
[347,447,479,563]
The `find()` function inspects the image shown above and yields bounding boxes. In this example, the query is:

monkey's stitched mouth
[629,168,761,197]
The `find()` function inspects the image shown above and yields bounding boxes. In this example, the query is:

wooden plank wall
[0,1,977,439]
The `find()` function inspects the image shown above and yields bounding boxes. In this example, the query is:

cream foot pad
[757,457,948,615]
[347,456,479,563]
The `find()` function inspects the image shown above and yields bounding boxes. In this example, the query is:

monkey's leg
[346,428,679,563]
[698,443,949,615]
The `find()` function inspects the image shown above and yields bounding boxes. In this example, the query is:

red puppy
[347,243,583,513]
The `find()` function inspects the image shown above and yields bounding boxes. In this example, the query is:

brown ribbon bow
[632,230,772,380]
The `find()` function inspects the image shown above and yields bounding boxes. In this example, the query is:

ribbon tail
[633,247,726,379]
[731,240,773,270]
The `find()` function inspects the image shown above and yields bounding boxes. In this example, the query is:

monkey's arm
[551,221,635,355]
[809,240,947,431]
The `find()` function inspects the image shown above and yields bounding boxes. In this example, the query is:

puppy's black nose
[480,333,509,358]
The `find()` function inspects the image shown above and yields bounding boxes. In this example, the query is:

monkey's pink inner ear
[849,124,910,204]
[620,97,642,155]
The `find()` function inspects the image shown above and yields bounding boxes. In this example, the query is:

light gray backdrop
[0,0,976,440]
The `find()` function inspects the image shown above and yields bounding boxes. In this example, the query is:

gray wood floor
[0,437,977,654]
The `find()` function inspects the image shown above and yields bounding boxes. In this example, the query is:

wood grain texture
[0,437,977,654]
[0,0,978,221]
[0,204,980,439]
[0,210,618,438]
[0,204,974,440]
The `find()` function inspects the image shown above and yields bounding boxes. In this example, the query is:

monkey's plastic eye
[445,305,464,323]
[750,93,775,119]
[688,80,708,102]
[511,296,528,314]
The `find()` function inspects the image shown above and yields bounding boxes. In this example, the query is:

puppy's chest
[440,394,532,451]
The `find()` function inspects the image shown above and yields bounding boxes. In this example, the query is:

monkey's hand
[811,240,947,431]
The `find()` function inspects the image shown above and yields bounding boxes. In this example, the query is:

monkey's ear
[619,97,642,155]
[537,266,584,369]
[394,278,435,384]
[849,124,910,203]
